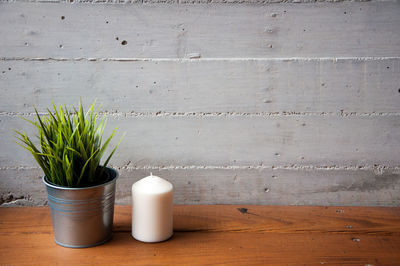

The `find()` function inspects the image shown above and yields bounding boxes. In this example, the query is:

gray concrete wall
[0,1,399,206]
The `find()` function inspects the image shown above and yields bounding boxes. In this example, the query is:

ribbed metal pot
[43,167,118,248]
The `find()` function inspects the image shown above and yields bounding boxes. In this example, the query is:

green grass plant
[14,101,124,188]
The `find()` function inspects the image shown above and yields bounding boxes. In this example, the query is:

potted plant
[14,101,124,248]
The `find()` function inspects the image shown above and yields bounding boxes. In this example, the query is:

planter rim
[42,166,119,191]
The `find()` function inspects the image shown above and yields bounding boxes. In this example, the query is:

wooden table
[0,205,399,265]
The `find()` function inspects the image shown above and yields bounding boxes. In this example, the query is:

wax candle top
[132,173,173,194]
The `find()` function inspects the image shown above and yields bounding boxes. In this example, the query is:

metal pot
[43,167,118,248]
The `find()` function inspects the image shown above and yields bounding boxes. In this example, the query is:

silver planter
[43,167,118,248]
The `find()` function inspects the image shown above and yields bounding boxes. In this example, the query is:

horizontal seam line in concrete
[1,57,399,62]
[1,111,400,117]
[0,0,392,4]
[1,165,399,171]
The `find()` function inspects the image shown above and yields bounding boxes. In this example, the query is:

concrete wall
[1,1,399,206]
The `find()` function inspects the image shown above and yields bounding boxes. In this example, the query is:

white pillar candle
[131,173,173,242]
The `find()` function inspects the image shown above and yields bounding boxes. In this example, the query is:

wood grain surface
[0,205,399,265]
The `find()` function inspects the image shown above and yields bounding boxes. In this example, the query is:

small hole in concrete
[106,21,109,24]
[344,11,347,14]
[24,42,28,46]
[61,16,65,20]
[264,188,270,193]
[8,68,11,71]
[153,81,156,84]
[387,66,390,69]
[398,88,400,93]
[59,44,63,48]
[121,40,127,45]
[115,37,119,41]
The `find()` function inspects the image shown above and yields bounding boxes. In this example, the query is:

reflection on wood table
[0,205,399,265]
